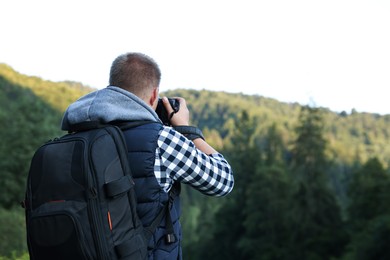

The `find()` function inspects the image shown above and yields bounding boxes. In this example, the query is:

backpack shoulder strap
[143,182,181,243]
[67,120,159,133]
[67,121,106,133]
[115,120,157,131]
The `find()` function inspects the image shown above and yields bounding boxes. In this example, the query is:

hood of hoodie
[61,86,161,131]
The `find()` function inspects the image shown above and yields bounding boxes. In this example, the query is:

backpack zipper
[84,134,110,260]
[88,184,110,259]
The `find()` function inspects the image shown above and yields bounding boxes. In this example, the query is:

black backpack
[22,122,174,260]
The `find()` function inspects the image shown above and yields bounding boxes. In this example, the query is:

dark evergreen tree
[291,106,328,183]
[199,110,261,260]
[347,157,390,228]
[241,165,293,259]
[288,106,348,259]
[263,123,286,166]
[238,123,293,259]
[344,157,390,259]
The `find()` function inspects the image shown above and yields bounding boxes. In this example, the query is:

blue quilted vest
[122,122,182,260]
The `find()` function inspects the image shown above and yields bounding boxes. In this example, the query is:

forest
[1,63,390,259]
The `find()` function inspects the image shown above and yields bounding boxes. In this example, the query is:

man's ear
[149,87,159,108]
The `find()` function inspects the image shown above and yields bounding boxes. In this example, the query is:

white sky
[1,0,389,114]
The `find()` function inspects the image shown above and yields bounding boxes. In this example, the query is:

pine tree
[200,110,261,260]
[238,123,293,259]
[344,157,390,259]
[348,157,390,227]
[288,106,347,259]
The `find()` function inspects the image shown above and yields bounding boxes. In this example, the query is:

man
[61,52,234,259]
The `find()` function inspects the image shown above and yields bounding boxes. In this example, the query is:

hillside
[0,63,93,112]
[2,63,390,168]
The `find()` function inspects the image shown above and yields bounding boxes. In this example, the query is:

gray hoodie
[61,86,161,131]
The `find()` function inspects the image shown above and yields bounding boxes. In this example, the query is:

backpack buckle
[165,233,176,244]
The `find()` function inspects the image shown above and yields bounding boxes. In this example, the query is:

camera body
[156,98,180,126]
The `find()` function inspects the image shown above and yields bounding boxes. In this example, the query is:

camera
[156,98,180,126]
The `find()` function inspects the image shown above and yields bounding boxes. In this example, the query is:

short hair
[109,52,161,98]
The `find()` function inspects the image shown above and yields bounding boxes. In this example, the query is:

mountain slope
[0,63,93,112]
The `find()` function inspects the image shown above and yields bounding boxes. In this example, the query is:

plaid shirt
[154,126,234,196]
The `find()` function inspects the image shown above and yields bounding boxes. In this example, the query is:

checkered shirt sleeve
[155,126,234,196]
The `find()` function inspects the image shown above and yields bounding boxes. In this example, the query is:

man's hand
[162,96,218,154]
[162,96,190,126]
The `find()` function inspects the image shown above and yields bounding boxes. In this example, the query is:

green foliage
[240,165,293,259]
[347,157,390,227]
[291,106,329,178]
[344,158,390,259]
[0,253,29,260]
[180,188,227,260]
[239,124,292,258]
[0,208,27,258]
[288,182,348,259]
[287,106,348,259]
[0,63,92,112]
[343,215,390,260]
[262,123,286,166]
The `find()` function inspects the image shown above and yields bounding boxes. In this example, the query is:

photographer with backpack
[59,52,234,259]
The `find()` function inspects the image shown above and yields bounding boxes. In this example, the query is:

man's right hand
[162,96,190,126]
[163,97,218,154]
